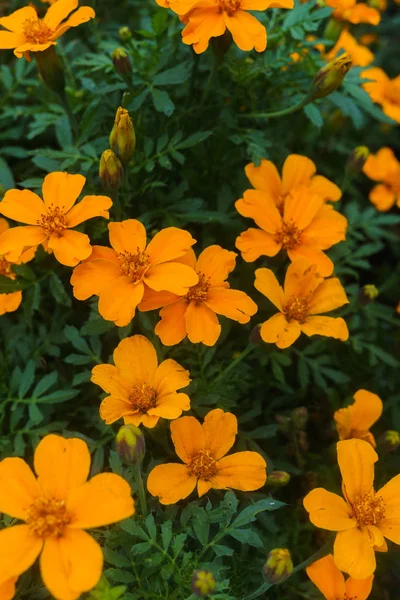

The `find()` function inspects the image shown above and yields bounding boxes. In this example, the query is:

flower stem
[132,463,148,517]
[239,96,310,120]
[215,343,256,385]
[201,55,221,107]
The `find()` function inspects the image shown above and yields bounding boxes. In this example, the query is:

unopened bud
[112,48,132,77]
[309,52,352,101]
[109,107,136,165]
[323,18,344,44]
[377,430,400,454]
[291,407,308,430]
[191,570,216,598]
[263,549,293,585]
[358,284,378,306]
[116,424,146,465]
[348,146,370,173]
[266,471,291,488]
[99,149,124,191]
[119,26,132,42]
[35,46,65,93]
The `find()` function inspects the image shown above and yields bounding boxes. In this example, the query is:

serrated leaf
[232,498,286,528]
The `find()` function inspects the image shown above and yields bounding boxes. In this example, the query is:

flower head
[334,390,383,447]
[139,245,257,346]
[0,434,134,600]
[362,68,400,124]
[147,408,266,504]
[363,147,400,211]
[0,172,112,267]
[236,168,347,276]
[304,438,400,579]
[0,1,95,59]
[191,570,217,597]
[325,0,380,24]
[70,219,198,326]
[306,554,373,600]
[164,0,294,54]
[91,334,191,428]
[254,259,349,349]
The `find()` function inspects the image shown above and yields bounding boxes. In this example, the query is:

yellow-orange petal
[146,227,196,265]
[65,195,112,227]
[67,473,134,528]
[149,392,190,419]
[211,451,266,491]
[300,316,349,341]
[369,184,396,212]
[0,525,43,581]
[347,3,380,24]
[306,554,346,600]
[0,7,38,34]
[284,188,324,231]
[303,488,356,531]
[44,0,79,28]
[196,245,236,286]
[363,147,398,182]
[144,262,198,295]
[91,364,130,400]
[283,260,323,299]
[34,435,90,500]
[235,189,282,233]
[0,218,8,235]
[40,529,102,600]
[14,41,55,58]
[205,287,258,324]
[301,204,347,250]
[99,396,135,425]
[181,8,225,54]
[244,159,282,198]
[185,301,221,346]
[138,286,180,312]
[0,458,40,520]
[98,277,144,326]
[147,463,197,505]
[254,267,284,311]
[130,413,160,428]
[0,291,22,316]
[235,228,281,262]
[308,278,349,315]
[337,439,378,504]
[197,478,213,497]
[155,299,188,346]
[345,574,374,600]
[282,154,316,195]
[0,225,46,262]
[287,246,334,278]
[113,335,158,384]
[70,255,121,301]
[309,175,342,203]
[334,527,376,579]
[0,189,44,225]
[108,220,146,254]
[260,313,301,348]
[171,416,205,463]
[376,474,400,542]
[47,230,92,267]
[202,409,237,460]
[154,359,190,397]
[334,406,353,441]
[51,6,96,40]
[0,577,17,600]
[42,172,85,212]
[350,390,383,432]
[224,10,266,53]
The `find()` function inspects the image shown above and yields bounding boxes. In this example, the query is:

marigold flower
[147,408,266,504]
[362,68,400,124]
[70,220,198,326]
[254,260,349,349]
[306,554,373,600]
[334,390,383,447]
[236,174,347,276]
[165,0,294,54]
[0,172,112,267]
[326,30,374,67]
[0,434,134,600]
[325,0,380,24]
[91,334,191,428]
[139,245,258,346]
[362,147,400,211]
[304,439,400,579]
[0,1,95,59]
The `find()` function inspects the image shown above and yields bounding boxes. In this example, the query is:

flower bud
[309,52,352,101]
[377,430,400,454]
[323,18,344,44]
[191,570,216,598]
[112,48,132,77]
[263,549,293,585]
[119,26,132,42]
[116,424,146,465]
[348,146,370,173]
[99,149,124,191]
[35,46,65,93]
[358,284,378,306]
[109,107,136,165]
[266,471,291,488]
[291,407,308,430]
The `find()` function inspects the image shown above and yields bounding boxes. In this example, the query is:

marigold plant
[334,389,383,447]
[363,147,400,211]
[362,67,400,123]
[306,554,373,600]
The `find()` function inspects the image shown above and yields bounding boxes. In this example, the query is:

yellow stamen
[275,221,302,250]
[284,296,309,322]
[187,272,210,303]
[23,18,53,44]
[189,449,217,479]
[37,206,67,236]
[0,256,14,279]
[351,492,385,527]
[118,249,150,283]
[129,383,156,412]
[217,0,241,14]
[26,497,70,538]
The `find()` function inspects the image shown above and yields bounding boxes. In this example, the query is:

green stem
[239,97,310,120]
[57,91,78,141]
[201,55,221,107]
[111,189,123,219]
[215,343,256,385]
[132,463,147,517]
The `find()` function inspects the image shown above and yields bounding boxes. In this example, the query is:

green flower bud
[263,549,293,585]
[309,52,352,101]
[35,46,65,93]
[377,430,400,454]
[99,149,124,191]
[358,284,378,305]
[109,107,136,165]
[191,570,216,598]
[116,424,146,465]
[119,26,132,42]
[112,48,132,77]
[323,18,344,44]
[266,471,291,488]
[347,146,370,173]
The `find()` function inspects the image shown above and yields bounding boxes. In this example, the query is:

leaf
[151,89,175,116]
[213,544,234,557]
[145,514,157,540]
[161,520,172,551]
[18,360,36,398]
[232,498,286,528]
[153,62,191,86]
[228,527,264,548]
[176,131,213,150]
[303,104,323,128]
[32,371,58,397]
[0,157,15,189]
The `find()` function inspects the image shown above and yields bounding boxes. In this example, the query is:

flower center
[129,383,156,412]
[23,18,53,44]
[118,249,150,283]
[0,255,13,278]
[188,449,217,479]
[37,206,67,236]
[217,0,241,14]
[284,295,309,322]
[351,492,385,527]
[26,497,70,538]
[274,220,302,249]
[186,272,210,303]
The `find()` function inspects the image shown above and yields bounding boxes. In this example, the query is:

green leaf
[151,89,175,116]
[161,520,172,551]
[176,131,213,150]
[213,544,234,557]
[0,157,15,189]
[303,104,323,128]
[232,498,286,528]
[153,62,191,86]
[18,360,36,398]
[228,527,263,548]
[145,514,157,540]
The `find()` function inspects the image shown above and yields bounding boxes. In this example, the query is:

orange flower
[362,67,400,124]
[304,438,400,579]
[70,220,198,327]
[0,1,95,59]
[147,408,266,504]
[0,434,134,600]
[325,0,380,24]
[334,390,383,447]
[165,0,294,54]
[0,218,37,316]
[254,260,349,349]
[235,178,347,276]
[139,245,258,346]
[326,30,374,67]
[306,554,373,600]
[0,172,112,267]
[91,335,191,428]
[363,147,400,211]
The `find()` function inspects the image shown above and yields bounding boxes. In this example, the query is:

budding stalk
[263,548,293,585]
[99,149,124,190]
[116,424,146,465]
[109,107,136,165]
[112,48,132,77]
[308,52,353,101]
